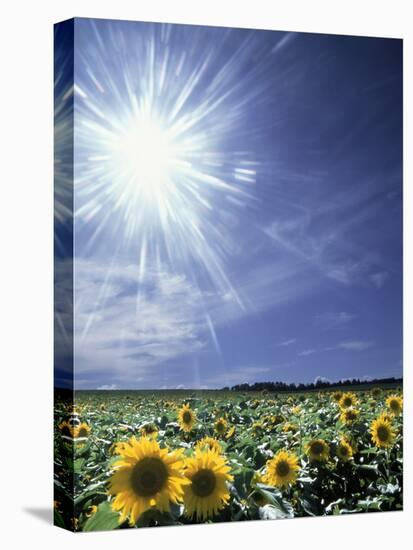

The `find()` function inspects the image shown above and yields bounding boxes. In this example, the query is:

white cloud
[314,376,331,384]
[298,349,316,357]
[278,338,297,346]
[97,384,118,390]
[370,271,389,289]
[339,340,374,351]
[73,259,208,384]
[262,178,390,289]
[315,311,355,329]
[70,251,327,388]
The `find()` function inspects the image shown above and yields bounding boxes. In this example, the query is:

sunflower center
[311,442,324,455]
[61,425,72,437]
[216,422,225,433]
[183,411,192,424]
[78,428,88,437]
[191,469,217,497]
[390,401,399,412]
[339,445,348,456]
[275,460,290,477]
[377,425,389,442]
[143,424,156,434]
[343,398,352,407]
[130,457,168,497]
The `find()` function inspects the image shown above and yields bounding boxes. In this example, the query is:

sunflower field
[54,386,403,531]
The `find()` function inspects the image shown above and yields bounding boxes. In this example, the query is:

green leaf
[136,508,180,527]
[159,415,169,429]
[271,494,294,518]
[53,509,66,528]
[299,495,320,516]
[74,480,108,507]
[83,502,121,532]
[258,501,293,520]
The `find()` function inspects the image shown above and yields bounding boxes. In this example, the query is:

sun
[108,114,180,208]
[75,24,258,303]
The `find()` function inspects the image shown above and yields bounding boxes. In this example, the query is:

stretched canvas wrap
[54,17,403,532]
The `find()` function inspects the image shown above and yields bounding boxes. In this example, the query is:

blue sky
[55,18,402,389]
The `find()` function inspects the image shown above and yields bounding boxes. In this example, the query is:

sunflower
[336,438,353,461]
[226,426,236,440]
[263,450,300,489]
[252,421,264,436]
[250,472,268,506]
[339,392,358,409]
[74,422,91,438]
[110,441,128,456]
[332,391,342,403]
[178,404,197,433]
[372,387,382,398]
[251,491,268,507]
[340,407,360,425]
[291,405,302,415]
[214,417,228,436]
[386,395,403,417]
[183,448,233,521]
[59,420,75,438]
[273,414,285,425]
[282,422,297,433]
[378,412,393,424]
[306,439,329,462]
[108,436,189,525]
[140,422,158,438]
[195,436,222,454]
[85,505,98,517]
[370,416,395,448]
[250,472,270,506]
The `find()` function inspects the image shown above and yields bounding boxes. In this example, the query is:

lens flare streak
[73,22,270,299]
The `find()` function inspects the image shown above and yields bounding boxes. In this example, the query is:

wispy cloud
[73,259,208,387]
[339,340,374,351]
[72,254,316,388]
[298,349,317,357]
[262,178,392,289]
[314,311,355,329]
[370,271,389,289]
[278,338,297,347]
[97,384,118,390]
[271,32,296,55]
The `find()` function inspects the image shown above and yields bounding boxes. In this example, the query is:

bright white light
[110,116,176,205]
[75,23,259,302]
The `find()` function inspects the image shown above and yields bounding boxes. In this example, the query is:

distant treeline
[223,377,403,393]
